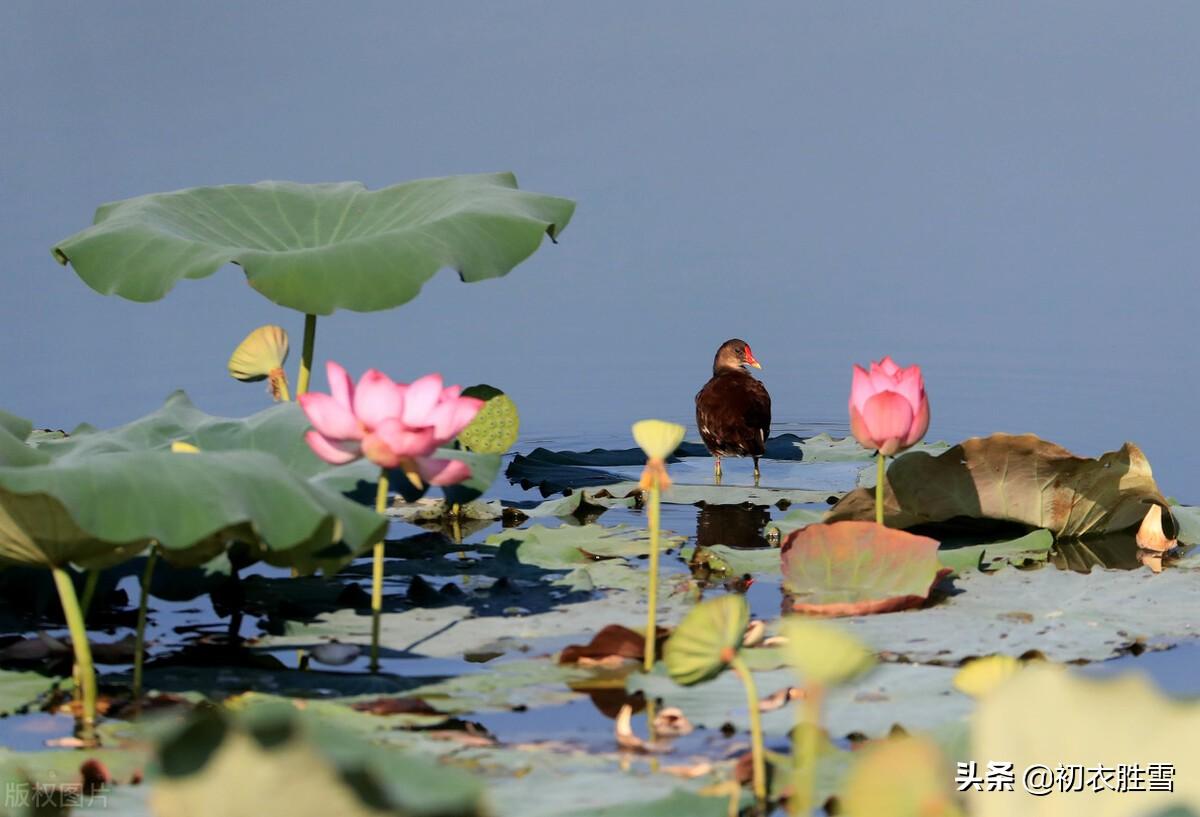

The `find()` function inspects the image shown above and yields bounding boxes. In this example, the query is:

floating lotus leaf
[457,385,520,454]
[778,617,876,686]
[227,324,289,381]
[827,434,1173,539]
[782,521,950,616]
[52,173,574,315]
[840,736,963,817]
[969,664,1200,817]
[664,594,749,685]
[482,524,686,570]
[632,419,686,461]
[151,704,486,817]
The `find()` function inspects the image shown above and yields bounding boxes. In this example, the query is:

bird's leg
[713,456,722,484]
[753,457,761,486]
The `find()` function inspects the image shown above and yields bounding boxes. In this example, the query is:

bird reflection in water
[695,503,772,550]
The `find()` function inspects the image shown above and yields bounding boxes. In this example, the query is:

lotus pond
[0,177,1196,817]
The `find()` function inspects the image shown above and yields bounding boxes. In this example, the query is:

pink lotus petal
[354,370,406,430]
[299,393,363,440]
[431,396,485,442]
[861,391,915,456]
[361,432,404,469]
[326,361,355,411]
[868,366,899,394]
[849,365,874,414]
[417,457,472,486]
[402,373,444,427]
[304,430,362,465]
[372,419,438,457]
[892,365,925,414]
[904,393,931,448]
[877,356,901,377]
[849,403,876,452]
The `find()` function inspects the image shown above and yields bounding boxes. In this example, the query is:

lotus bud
[228,325,290,401]
[632,419,685,490]
[170,441,200,454]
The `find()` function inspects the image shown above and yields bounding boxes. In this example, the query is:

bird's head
[714,338,762,373]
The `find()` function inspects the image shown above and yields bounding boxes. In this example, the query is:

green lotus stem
[52,567,97,737]
[296,313,317,396]
[132,549,159,710]
[369,472,389,672]
[731,655,767,804]
[643,479,662,672]
[790,684,824,817]
[79,569,100,621]
[274,371,292,402]
[875,454,886,526]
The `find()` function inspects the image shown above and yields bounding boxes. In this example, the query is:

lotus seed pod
[458,385,519,454]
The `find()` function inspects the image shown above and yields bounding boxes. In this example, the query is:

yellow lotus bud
[632,419,685,461]
[171,441,200,454]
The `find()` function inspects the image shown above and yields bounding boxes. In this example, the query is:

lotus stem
[790,684,823,817]
[271,369,291,402]
[643,479,661,672]
[875,454,886,526]
[79,569,100,621]
[132,549,158,711]
[369,471,389,672]
[296,313,317,396]
[731,655,767,804]
[52,567,97,738]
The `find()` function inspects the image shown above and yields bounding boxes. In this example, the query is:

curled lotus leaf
[664,593,749,686]
[782,521,950,616]
[827,434,1173,539]
[52,173,574,315]
[228,324,289,381]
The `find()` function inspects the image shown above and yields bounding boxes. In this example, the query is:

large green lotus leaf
[26,392,499,507]
[0,446,384,571]
[664,594,749,685]
[827,434,1173,539]
[52,173,574,315]
[681,544,781,579]
[968,665,1200,817]
[834,564,1200,663]
[150,703,486,817]
[781,521,949,615]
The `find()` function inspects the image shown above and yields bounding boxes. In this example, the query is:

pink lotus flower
[849,356,930,456]
[299,361,484,485]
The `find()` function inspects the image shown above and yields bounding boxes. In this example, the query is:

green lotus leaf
[970,664,1200,817]
[0,445,384,572]
[150,703,486,817]
[559,791,730,817]
[782,521,950,616]
[828,434,1173,539]
[52,173,574,315]
[458,385,520,455]
[482,523,686,570]
[664,594,749,686]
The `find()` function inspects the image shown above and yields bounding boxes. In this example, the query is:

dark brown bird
[695,339,772,483]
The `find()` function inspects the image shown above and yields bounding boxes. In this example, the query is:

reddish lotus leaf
[781,521,951,616]
[558,624,669,665]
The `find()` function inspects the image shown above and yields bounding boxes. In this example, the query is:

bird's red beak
[744,347,762,369]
